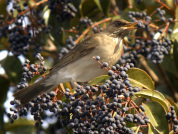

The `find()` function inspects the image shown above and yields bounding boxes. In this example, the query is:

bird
[14,19,137,105]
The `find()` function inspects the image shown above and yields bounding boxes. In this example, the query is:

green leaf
[169,130,174,134]
[131,0,156,11]
[5,119,35,133]
[132,96,145,106]
[0,0,7,18]
[135,90,170,112]
[148,123,155,134]
[1,56,22,84]
[130,126,138,131]
[171,7,178,40]
[0,38,9,51]
[164,0,175,10]
[0,75,10,105]
[28,0,36,7]
[100,0,111,17]
[143,103,158,127]
[64,126,73,134]
[79,0,100,17]
[94,0,102,11]
[127,68,155,90]
[173,40,178,72]
[0,106,5,134]
[135,126,140,134]
[94,0,111,17]
[166,97,178,115]
[88,75,110,86]
[143,102,169,134]
[161,55,178,77]
[63,82,73,93]
[43,6,51,26]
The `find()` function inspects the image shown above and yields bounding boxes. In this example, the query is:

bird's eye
[115,21,122,26]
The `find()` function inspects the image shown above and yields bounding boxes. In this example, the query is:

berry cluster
[0,23,8,39]
[9,60,150,133]
[0,1,52,56]
[8,21,31,56]
[59,35,76,60]
[147,38,171,63]
[1,0,76,57]
[118,8,173,64]
[79,17,103,33]
[165,106,178,133]
[119,45,139,65]
[48,0,77,21]
[16,53,46,92]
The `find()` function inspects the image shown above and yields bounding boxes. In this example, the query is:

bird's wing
[50,34,101,73]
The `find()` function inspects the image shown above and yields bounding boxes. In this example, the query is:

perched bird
[14,19,137,105]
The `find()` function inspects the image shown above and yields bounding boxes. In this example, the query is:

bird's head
[103,19,137,38]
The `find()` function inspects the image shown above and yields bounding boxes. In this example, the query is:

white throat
[113,37,120,44]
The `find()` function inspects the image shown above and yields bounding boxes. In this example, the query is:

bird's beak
[122,22,137,30]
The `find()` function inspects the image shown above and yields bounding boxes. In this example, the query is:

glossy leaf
[0,38,9,51]
[0,0,7,18]
[94,0,111,17]
[135,90,170,112]
[164,0,175,10]
[63,82,73,93]
[127,68,155,90]
[64,126,73,134]
[56,83,67,100]
[1,56,22,84]
[94,0,102,12]
[148,123,155,134]
[79,0,100,17]
[100,0,111,17]
[0,75,10,105]
[143,102,169,134]
[169,130,174,134]
[5,119,35,133]
[161,55,178,77]
[171,7,178,40]
[0,106,5,134]
[131,0,155,11]
[173,40,178,72]
[166,97,178,115]
[132,96,145,106]
[88,75,110,86]
[47,14,68,46]
[135,126,140,134]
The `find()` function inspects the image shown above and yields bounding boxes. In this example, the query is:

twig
[139,57,159,83]
[127,0,133,8]
[6,0,48,25]
[75,18,112,44]
[154,0,172,12]
[110,0,119,13]
[161,22,170,37]
[150,5,164,17]
[156,64,178,101]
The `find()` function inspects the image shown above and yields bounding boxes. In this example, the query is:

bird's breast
[50,34,123,83]
[95,35,123,65]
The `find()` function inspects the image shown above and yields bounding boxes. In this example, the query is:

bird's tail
[14,76,56,105]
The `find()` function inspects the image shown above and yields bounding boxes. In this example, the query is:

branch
[75,18,112,44]
[156,64,178,101]
[139,57,159,83]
